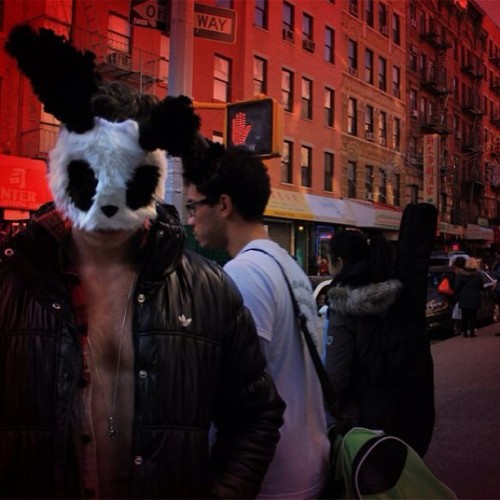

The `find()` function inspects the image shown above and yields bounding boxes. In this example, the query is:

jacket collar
[328,279,402,317]
[34,201,185,283]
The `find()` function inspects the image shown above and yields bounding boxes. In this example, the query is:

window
[301,77,313,119]
[409,49,417,72]
[253,56,267,95]
[379,3,387,34]
[393,173,401,206]
[213,55,231,102]
[379,111,387,144]
[365,166,374,199]
[393,13,400,45]
[378,56,387,91]
[419,53,427,79]
[365,105,374,136]
[420,96,427,120]
[410,185,418,204]
[281,69,294,112]
[348,39,358,73]
[281,140,293,183]
[349,0,358,17]
[254,0,268,29]
[365,49,374,84]
[324,87,334,127]
[300,145,312,187]
[379,168,387,203]
[393,117,401,150]
[366,0,374,27]
[108,13,131,53]
[216,0,232,6]
[392,65,400,98]
[409,89,417,111]
[0,0,4,29]
[303,12,313,40]
[324,26,335,63]
[324,152,334,192]
[348,98,357,135]
[347,161,357,198]
[409,0,416,24]
[283,1,294,40]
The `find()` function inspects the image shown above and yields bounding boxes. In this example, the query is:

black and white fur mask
[5,24,201,231]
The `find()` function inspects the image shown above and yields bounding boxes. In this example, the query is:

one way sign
[194,3,237,44]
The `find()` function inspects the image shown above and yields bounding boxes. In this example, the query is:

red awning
[0,154,51,212]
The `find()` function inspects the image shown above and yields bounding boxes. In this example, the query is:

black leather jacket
[0,203,285,499]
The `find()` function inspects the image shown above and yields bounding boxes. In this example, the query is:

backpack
[330,427,456,499]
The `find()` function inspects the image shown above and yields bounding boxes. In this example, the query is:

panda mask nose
[101,205,118,218]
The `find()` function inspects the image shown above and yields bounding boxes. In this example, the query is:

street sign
[130,0,170,33]
[194,3,236,43]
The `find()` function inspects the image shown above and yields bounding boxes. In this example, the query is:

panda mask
[5,24,201,232]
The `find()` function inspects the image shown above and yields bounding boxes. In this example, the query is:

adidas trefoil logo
[178,314,192,327]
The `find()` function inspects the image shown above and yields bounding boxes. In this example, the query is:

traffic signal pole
[165,0,194,215]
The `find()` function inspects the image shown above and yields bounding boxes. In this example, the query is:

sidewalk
[424,323,500,499]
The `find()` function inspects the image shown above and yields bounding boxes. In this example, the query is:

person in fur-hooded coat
[325,231,402,433]
[326,204,438,457]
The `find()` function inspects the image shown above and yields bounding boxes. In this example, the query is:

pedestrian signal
[224,97,283,158]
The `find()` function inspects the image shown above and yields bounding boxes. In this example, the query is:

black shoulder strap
[244,247,339,417]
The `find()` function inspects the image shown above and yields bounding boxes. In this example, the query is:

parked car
[426,265,499,334]
[429,251,470,267]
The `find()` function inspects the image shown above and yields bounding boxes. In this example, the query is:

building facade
[0,0,499,268]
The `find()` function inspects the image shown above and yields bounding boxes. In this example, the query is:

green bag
[330,427,456,499]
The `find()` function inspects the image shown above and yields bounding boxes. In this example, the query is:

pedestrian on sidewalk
[183,146,330,499]
[1,24,285,498]
[455,257,484,337]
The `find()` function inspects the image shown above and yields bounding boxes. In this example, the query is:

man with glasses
[183,146,329,499]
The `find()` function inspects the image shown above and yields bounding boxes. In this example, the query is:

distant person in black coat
[455,257,484,337]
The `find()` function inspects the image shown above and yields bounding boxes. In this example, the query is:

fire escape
[419,20,452,218]
[460,44,486,223]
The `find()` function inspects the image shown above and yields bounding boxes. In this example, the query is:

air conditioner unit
[366,192,374,201]
[302,38,316,52]
[379,137,386,146]
[411,109,419,119]
[349,3,358,16]
[106,51,132,69]
[348,66,358,77]
[365,131,375,141]
[410,44,417,54]
[380,26,389,36]
[411,18,417,28]
[282,28,295,42]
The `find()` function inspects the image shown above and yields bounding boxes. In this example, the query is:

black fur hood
[328,279,402,317]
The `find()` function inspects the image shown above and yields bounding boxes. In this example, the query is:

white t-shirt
[224,239,329,499]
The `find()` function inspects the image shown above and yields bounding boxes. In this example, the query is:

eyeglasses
[186,198,210,217]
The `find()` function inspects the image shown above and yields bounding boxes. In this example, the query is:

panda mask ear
[5,24,201,231]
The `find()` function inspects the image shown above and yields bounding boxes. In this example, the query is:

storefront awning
[344,199,403,231]
[438,221,464,237]
[265,188,314,221]
[0,154,51,212]
[303,194,357,225]
[464,224,494,241]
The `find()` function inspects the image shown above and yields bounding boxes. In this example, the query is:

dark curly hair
[182,145,271,222]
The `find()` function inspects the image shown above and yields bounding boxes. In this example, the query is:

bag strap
[244,247,339,417]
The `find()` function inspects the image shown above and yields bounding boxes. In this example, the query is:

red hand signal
[231,112,252,145]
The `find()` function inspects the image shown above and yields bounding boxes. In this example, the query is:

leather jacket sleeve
[209,305,285,498]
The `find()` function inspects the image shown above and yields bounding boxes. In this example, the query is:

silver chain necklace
[87,275,137,439]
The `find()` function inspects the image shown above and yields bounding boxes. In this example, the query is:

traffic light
[224,97,283,158]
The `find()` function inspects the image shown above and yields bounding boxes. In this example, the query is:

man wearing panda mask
[0,25,285,499]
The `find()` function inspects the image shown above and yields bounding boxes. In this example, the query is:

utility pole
[165,0,194,217]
